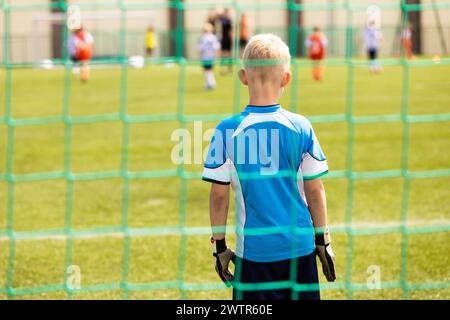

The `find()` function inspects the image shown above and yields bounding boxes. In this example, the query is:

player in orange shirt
[68,26,94,82]
[305,26,328,81]
[402,22,413,60]
[239,13,250,56]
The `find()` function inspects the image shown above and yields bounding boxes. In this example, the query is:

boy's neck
[248,86,280,107]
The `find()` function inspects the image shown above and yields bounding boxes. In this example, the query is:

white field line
[0,219,449,242]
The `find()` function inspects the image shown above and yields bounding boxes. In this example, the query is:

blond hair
[242,34,291,81]
[203,22,214,33]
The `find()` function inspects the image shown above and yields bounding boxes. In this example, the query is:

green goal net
[0,0,449,300]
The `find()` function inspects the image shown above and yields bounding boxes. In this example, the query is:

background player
[198,23,221,90]
[305,26,328,81]
[219,8,233,74]
[203,34,336,300]
[239,12,250,57]
[363,20,383,73]
[68,26,94,82]
[145,24,157,57]
[401,21,414,60]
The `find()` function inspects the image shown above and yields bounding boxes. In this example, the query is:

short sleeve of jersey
[202,126,231,185]
[300,121,328,180]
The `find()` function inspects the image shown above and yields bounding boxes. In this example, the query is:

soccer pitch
[0,59,449,299]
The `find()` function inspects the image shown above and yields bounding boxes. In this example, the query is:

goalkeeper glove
[315,228,336,282]
[210,237,235,287]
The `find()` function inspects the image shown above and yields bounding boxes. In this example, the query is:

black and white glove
[210,237,235,287]
[315,228,336,282]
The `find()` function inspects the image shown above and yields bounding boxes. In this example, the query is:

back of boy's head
[203,23,214,33]
[242,34,291,83]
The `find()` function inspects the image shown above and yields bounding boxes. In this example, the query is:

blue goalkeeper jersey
[202,104,328,262]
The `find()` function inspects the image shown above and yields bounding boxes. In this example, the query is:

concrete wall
[421,4,450,55]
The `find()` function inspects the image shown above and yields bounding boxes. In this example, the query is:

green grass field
[0,59,449,299]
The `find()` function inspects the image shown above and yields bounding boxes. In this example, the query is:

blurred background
[1,0,449,62]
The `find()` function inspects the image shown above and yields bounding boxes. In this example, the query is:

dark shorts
[202,61,213,70]
[221,38,232,52]
[70,55,79,63]
[368,48,378,60]
[233,251,320,300]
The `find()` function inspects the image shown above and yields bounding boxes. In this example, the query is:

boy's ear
[281,70,292,88]
[239,69,248,86]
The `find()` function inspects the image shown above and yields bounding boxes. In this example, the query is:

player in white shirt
[198,23,221,90]
[363,20,383,73]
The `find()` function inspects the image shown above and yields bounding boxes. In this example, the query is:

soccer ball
[39,59,54,70]
[129,55,144,69]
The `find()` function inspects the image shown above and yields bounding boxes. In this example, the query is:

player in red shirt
[305,26,328,81]
[402,22,413,60]
[68,26,94,82]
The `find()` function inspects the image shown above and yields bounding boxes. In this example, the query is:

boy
[68,26,94,82]
[401,22,413,60]
[198,23,221,90]
[202,34,335,300]
[305,26,328,81]
[239,13,250,56]
[145,24,157,57]
[363,20,383,73]
[219,8,233,74]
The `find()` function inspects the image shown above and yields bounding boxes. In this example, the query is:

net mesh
[0,0,449,299]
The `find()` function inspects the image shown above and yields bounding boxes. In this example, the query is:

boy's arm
[209,182,235,286]
[304,178,327,230]
[209,182,230,240]
[304,178,336,282]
